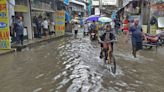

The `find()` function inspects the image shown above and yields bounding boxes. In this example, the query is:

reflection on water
[0,35,164,92]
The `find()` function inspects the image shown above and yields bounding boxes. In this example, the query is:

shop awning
[158,17,164,28]
[123,0,139,7]
[116,7,124,13]
[31,8,55,12]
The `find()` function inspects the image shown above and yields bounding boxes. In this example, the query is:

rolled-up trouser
[37,28,42,38]
[16,34,23,45]
[132,38,143,52]
[74,30,78,34]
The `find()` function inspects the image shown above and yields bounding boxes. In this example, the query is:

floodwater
[0,33,164,92]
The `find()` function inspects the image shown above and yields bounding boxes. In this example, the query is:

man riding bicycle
[99,24,116,63]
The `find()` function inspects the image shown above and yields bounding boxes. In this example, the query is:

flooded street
[0,34,164,92]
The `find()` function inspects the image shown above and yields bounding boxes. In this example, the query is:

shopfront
[70,0,85,18]
[14,0,32,40]
[30,0,56,38]
[150,3,164,34]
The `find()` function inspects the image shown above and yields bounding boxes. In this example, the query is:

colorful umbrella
[86,15,100,22]
[98,17,112,23]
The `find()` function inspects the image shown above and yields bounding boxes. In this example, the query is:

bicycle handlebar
[99,40,117,43]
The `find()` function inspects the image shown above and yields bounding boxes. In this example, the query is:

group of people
[33,16,55,38]
[122,16,144,58]
[10,15,56,46]
[99,18,144,58]
[73,15,144,58]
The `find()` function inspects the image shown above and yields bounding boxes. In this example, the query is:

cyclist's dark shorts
[100,43,103,47]
[111,42,114,52]
[101,42,114,51]
[74,30,78,34]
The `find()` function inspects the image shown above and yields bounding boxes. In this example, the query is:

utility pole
[140,0,144,25]
[99,0,102,16]
[147,1,151,33]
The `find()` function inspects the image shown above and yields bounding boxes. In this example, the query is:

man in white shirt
[83,23,89,35]
[42,18,49,36]
[110,20,115,29]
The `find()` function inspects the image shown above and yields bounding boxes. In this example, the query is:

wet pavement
[0,33,164,92]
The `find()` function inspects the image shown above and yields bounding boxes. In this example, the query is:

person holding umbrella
[90,20,97,33]
[89,20,98,40]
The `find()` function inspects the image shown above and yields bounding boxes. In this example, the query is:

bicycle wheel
[103,51,107,64]
[111,54,116,74]
[143,45,153,50]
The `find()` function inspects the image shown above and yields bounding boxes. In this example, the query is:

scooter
[90,31,97,41]
[83,32,88,36]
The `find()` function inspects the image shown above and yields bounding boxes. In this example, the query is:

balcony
[30,0,55,12]
[15,0,28,6]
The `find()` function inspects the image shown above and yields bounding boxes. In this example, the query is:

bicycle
[99,40,117,74]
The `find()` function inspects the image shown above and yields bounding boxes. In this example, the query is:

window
[15,0,27,5]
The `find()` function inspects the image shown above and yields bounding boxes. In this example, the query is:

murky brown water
[0,33,164,92]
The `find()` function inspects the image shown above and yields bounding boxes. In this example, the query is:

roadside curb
[12,33,72,51]
[0,33,73,56]
[0,49,16,56]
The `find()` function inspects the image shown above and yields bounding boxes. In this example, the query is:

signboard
[64,0,69,5]
[55,11,65,37]
[102,0,117,5]
[111,11,116,19]
[158,17,164,28]
[95,8,100,15]
[151,4,164,17]
[92,0,99,6]
[0,0,11,49]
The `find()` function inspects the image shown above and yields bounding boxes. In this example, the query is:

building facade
[69,0,86,18]
[9,0,58,40]
[13,0,32,39]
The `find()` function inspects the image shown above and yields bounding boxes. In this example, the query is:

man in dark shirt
[99,24,116,59]
[90,21,96,33]
[128,19,143,58]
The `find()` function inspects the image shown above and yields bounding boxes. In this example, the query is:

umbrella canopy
[98,17,112,23]
[86,15,100,22]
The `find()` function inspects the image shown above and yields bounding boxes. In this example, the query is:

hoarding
[55,11,65,37]
[158,17,164,28]
[102,0,117,5]
[0,0,11,49]
[95,8,100,15]
[92,0,99,6]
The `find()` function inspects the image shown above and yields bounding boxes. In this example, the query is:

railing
[31,0,55,11]
[15,0,27,6]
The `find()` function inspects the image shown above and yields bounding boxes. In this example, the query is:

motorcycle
[90,30,97,40]
[158,32,164,45]
[143,33,160,49]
